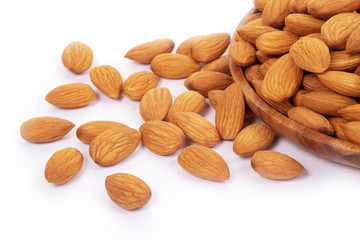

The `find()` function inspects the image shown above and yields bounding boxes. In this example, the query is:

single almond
[342,121,360,145]
[259,58,279,76]
[20,117,75,143]
[125,38,175,64]
[307,0,360,20]
[301,74,330,92]
[237,19,279,45]
[287,106,334,135]
[208,90,224,109]
[105,173,151,210]
[122,71,159,100]
[76,121,128,144]
[251,150,306,180]
[177,145,230,181]
[167,90,205,123]
[45,147,83,184]
[290,0,311,13]
[176,35,205,58]
[321,12,360,50]
[201,55,230,75]
[215,83,245,140]
[285,13,325,36]
[256,50,277,63]
[228,40,257,67]
[245,64,263,85]
[292,89,309,107]
[89,127,141,166]
[262,0,291,28]
[254,0,270,11]
[139,120,185,156]
[301,90,357,116]
[89,65,122,99]
[328,50,360,71]
[62,41,93,74]
[262,53,303,102]
[256,31,300,55]
[289,37,330,73]
[346,26,360,54]
[191,33,230,62]
[233,123,275,157]
[247,12,263,23]
[184,71,233,97]
[139,87,172,121]
[45,83,95,108]
[150,53,201,79]
[173,112,220,148]
[317,71,360,97]
[338,104,360,121]
[328,117,349,141]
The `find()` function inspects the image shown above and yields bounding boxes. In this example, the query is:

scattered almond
[237,19,278,45]
[285,13,325,36]
[262,0,291,28]
[122,71,159,100]
[247,12,263,23]
[346,26,360,54]
[62,41,93,74]
[89,65,123,99]
[254,0,270,11]
[342,121,360,145]
[301,74,330,92]
[307,0,360,20]
[208,90,224,109]
[176,35,205,58]
[191,33,230,62]
[259,58,279,76]
[256,30,299,55]
[245,64,263,85]
[317,71,360,97]
[256,50,276,63]
[139,87,172,121]
[290,0,311,13]
[328,50,360,71]
[338,104,360,121]
[201,55,230,75]
[228,40,257,67]
[328,117,349,141]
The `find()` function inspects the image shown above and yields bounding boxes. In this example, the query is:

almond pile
[21,10,314,210]
[235,0,360,144]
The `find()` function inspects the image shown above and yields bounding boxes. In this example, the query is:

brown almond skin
[125,38,175,64]
[76,121,128,144]
[191,33,230,63]
[256,31,300,55]
[262,0,291,28]
[229,40,256,67]
[251,150,306,180]
[62,41,93,74]
[139,87,172,121]
[174,112,220,148]
[237,20,279,45]
[176,35,205,58]
[292,89,310,107]
[45,83,95,108]
[260,58,279,76]
[167,91,205,123]
[301,74,330,92]
[208,90,224,109]
[289,37,330,73]
[256,50,278,63]
[139,121,185,156]
[215,83,245,140]
[342,121,360,145]
[346,26,360,54]
[184,71,233,97]
[317,71,360,97]
[89,127,141,166]
[45,147,83,184]
[150,53,201,79]
[247,12,263,23]
[328,50,360,71]
[201,55,230,75]
[285,13,325,36]
[254,0,270,11]
[105,173,151,210]
[177,145,230,181]
[307,0,360,20]
[287,107,334,135]
[290,0,311,13]
[90,65,122,99]
[233,123,274,157]
[122,71,159,100]
[20,117,75,143]
[338,104,360,122]
[356,66,360,75]
[245,64,263,85]
[328,117,349,141]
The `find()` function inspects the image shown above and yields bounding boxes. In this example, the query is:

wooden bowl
[229,8,360,168]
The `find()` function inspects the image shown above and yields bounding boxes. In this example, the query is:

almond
[122,71,159,100]
[301,90,357,116]
[321,12,360,50]
[167,91,205,123]
[44,147,83,184]
[256,31,300,55]
[89,65,123,99]
[307,0,360,20]
[150,53,201,79]
[215,83,245,140]
[184,71,233,97]
[139,87,172,121]
[259,58,279,76]
[20,117,75,143]
[247,12,263,23]
[233,123,274,157]
[301,74,330,92]
[317,71,360,97]
[45,83,95,108]
[290,0,311,13]
[177,145,230,181]
[173,112,220,148]
[208,90,224,109]
[139,121,185,156]
[251,150,306,180]
[289,37,330,73]
[228,40,256,67]
[328,50,360,71]
[105,173,151,210]
[125,38,175,64]
[262,0,291,28]
[201,55,230,75]
[285,13,325,36]
[342,121,360,145]
[176,35,205,58]
[287,106,334,135]
[346,26,360,54]
[305,33,325,41]
[262,53,303,102]
[328,117,349,141]
[292,89,309,107]
[237,19,278,45]
[62,41,93,74]
[356,66,360,75]
[254,0,270,11]
[191,33,230,62]
[338,104,360,121]
[76,121,128,144]
[245,64,263,85]
[89,127,141,166]
[256,50,277,63]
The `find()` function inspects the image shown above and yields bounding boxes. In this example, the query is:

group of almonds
[234,0,360,144]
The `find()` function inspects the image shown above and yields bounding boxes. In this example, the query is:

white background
[1,0,360,239]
